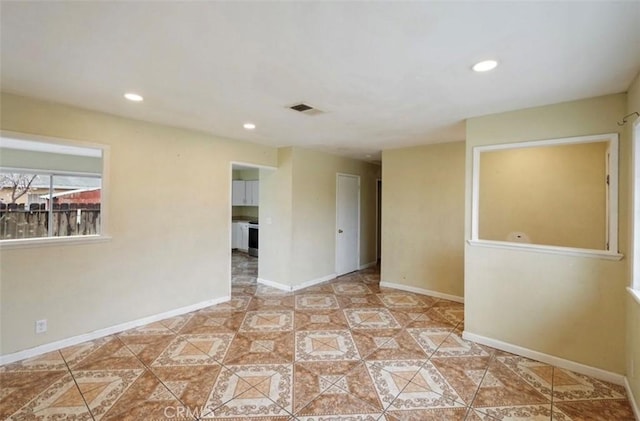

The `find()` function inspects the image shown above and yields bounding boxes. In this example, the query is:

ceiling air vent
[287,102,324,116]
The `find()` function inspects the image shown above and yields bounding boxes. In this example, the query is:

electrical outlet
[35,319,47,334]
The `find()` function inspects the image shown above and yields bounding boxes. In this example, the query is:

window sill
[628,287,640,306]
[0,235,112,250]
[467,239,624,261]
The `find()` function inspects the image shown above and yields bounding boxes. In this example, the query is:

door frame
[229,161,277,295]
[335,172,361,276]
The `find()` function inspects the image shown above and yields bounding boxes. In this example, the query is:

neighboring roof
[39,187,101,199]
[20,175,101,190]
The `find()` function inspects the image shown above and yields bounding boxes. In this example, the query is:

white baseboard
[380,280,464,303]
[257,273,337,292]
[625,377,640,421]
[257,277,292,292]
[462,331,625,386]
[359,261,377,270]
[0,296,229,366]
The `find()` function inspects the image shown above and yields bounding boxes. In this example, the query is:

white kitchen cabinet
[232,180,259,206]
[246,180,259,206]
[238,222,249,251]
[232,222,241,249]
[232,180,246,206]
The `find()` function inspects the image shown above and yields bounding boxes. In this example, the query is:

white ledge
[628,287,640,306]
[467,239,624,261]
[0,235,111,249]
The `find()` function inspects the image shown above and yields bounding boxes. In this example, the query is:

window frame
[469,132,622,261]
[630,118,640,303]
[0,130,110,249]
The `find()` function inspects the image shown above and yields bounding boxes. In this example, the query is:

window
[0,132,106,244]
[470,133,621,259]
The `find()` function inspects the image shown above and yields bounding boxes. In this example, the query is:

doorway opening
[229,162,275,295]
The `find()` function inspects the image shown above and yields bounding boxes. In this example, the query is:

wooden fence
[0,207,100,239]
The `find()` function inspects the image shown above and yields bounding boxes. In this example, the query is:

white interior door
[336,174,360,276]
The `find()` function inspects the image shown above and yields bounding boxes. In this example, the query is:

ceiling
[1,2,639,162]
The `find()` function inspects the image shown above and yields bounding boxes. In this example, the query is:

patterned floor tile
[210,364,293,417]
[3,258,635,421]
[294,309,350,331]
[471,357,551,417]
[352,329,427,361]
[178,311,245,334]
[337,294,384,309]
[295,330,361,362]
[294,385,383,419]
[0,351,68,372]
[250,295,296,310]
[495,355,553,400]
[332,282,373,295]
[295,294,341,310]
[473,405,554,420]
[344,308,402,329]
[551,367,627,402]
[368,360,465,412]
[429,355,492,405]
[67,337,145,371]
[553,399,635,420]
[158,313,194,332]
[151,364,223,412]
[377,293,435,309]
[404,309,457,329]
[59,337,114,368]
[118,320,176,336]
[292,361,362,412]
[240,310,294,332]
[117,333,176,366]
[294,283,335,295]
[431,332,492,359]
[431,305,464,326]
[151,334,233,366]
[256,284,293,296]
[223,331,294,365]
[384,407,469,420]
[98,369,188,420]
[7,373,93,420]
[71,368,145,419]
[0,369,69,419]
[210,296,253,313]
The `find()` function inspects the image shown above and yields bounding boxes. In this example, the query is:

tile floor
[1,251,635,420]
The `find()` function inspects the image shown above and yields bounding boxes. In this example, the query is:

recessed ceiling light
[124,92,144,102]
[243,122,256,130]
[472,60,498,72]
[365,154,372,158]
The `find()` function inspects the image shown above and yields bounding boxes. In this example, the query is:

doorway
[336,173,360,276]
[229,162,275,294]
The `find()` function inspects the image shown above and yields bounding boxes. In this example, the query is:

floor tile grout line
[58,349,97,421]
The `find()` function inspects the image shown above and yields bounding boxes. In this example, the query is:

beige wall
[465,93,628,374]
[291,148,379,284]
[479,141,608,250]
[626,71,640,408]
[259,148,293,287]
[0,92,277,355]
[259,147,380,288]
[381,142,465,298]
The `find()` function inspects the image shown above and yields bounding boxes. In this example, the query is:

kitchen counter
[232,216,257,223]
